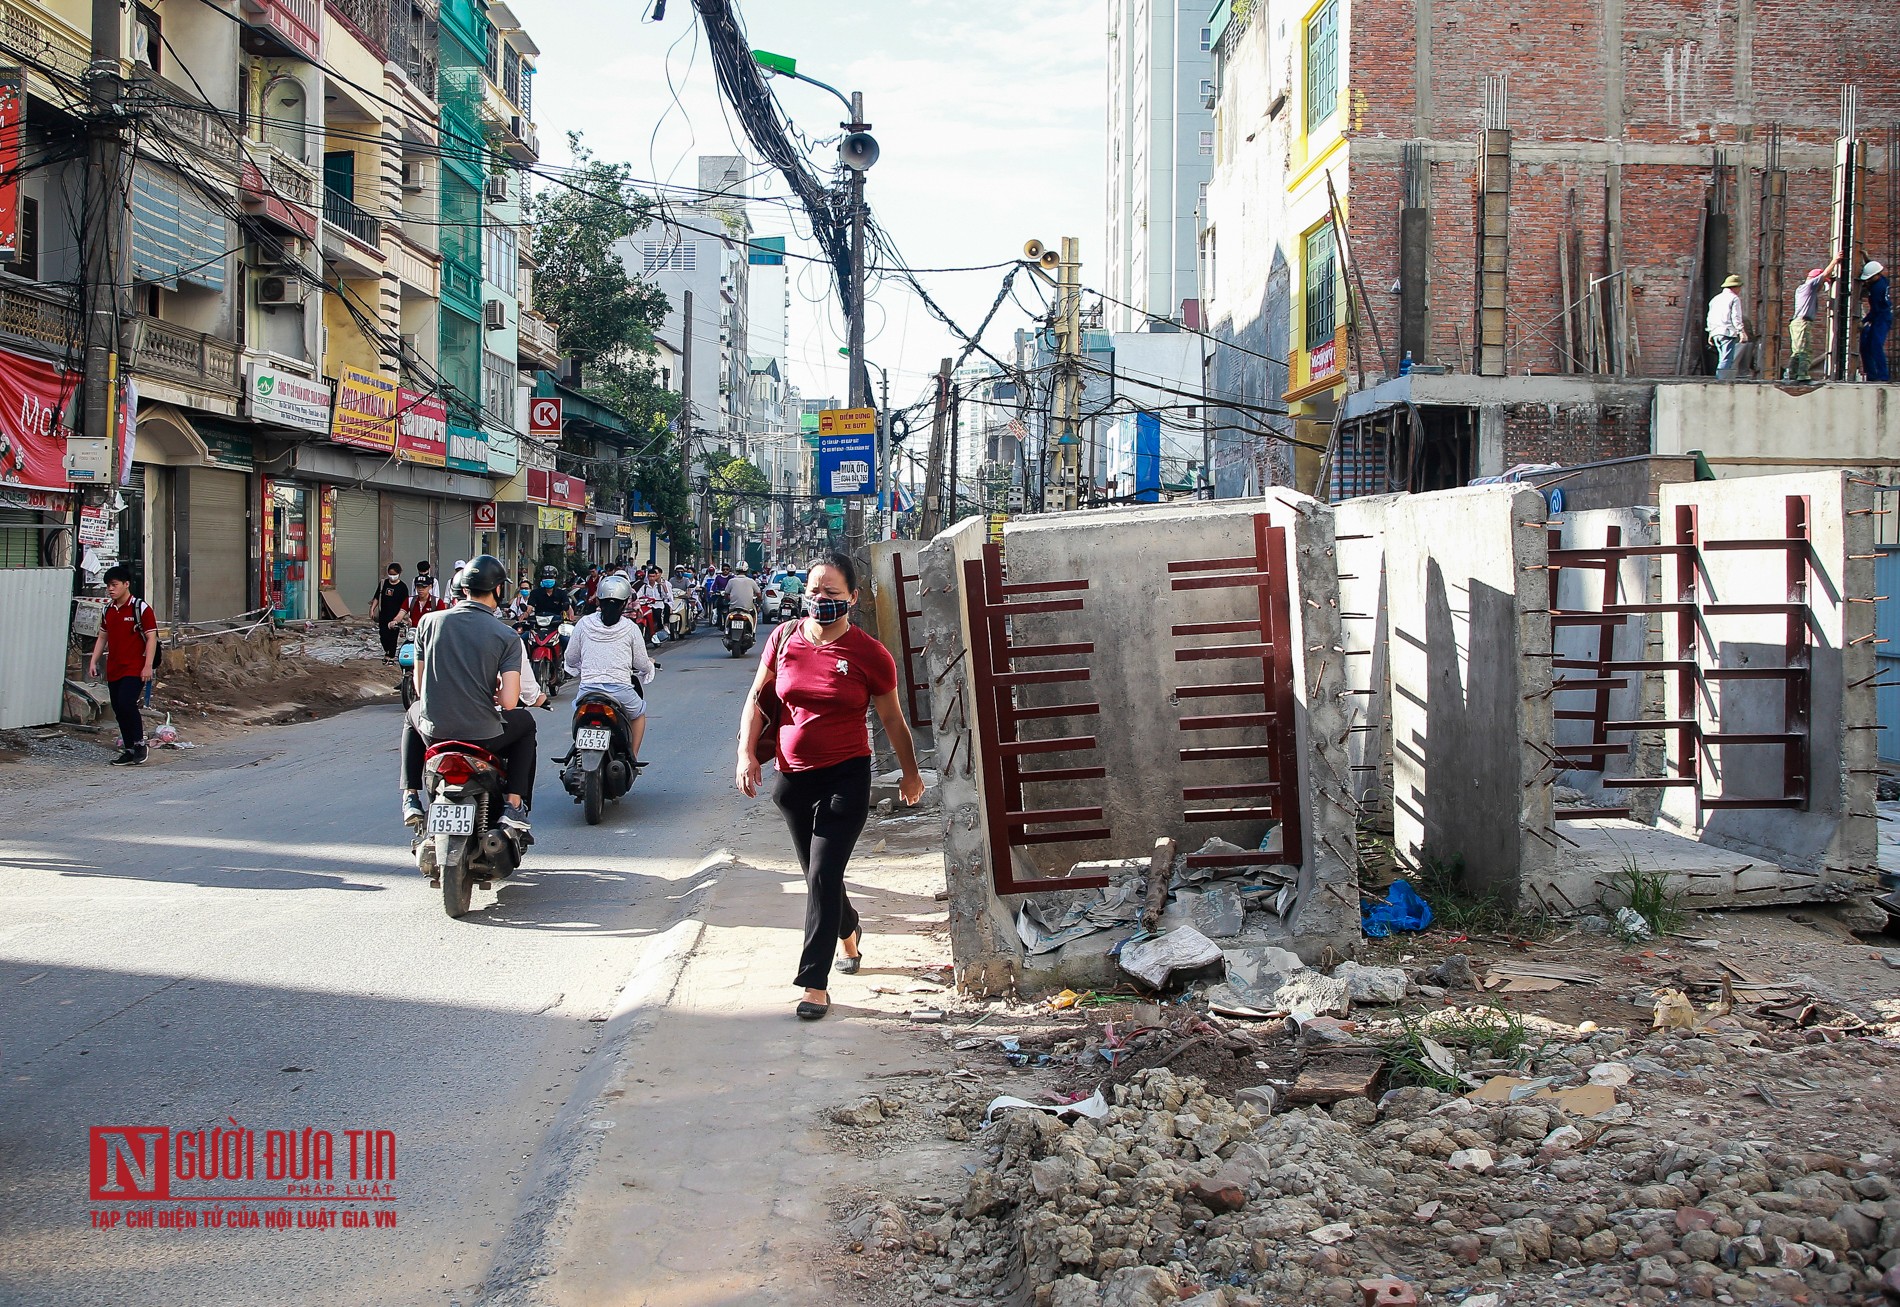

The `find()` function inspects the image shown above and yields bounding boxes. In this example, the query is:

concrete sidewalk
[487,800,958,1307]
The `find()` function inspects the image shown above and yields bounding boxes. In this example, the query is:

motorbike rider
[562,574,655,762]
[507,582,535,622]
[400,555,538,838]
[724,565,761,623]
[635,566,674,641]
[707,564,731,623]
[531,564,575,621]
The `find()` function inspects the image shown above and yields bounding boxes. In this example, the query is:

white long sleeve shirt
[563,612,656,687]
[1706,289,1745,339]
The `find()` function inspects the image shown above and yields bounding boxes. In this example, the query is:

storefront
[526,468,585,573]
[263,475,314,622]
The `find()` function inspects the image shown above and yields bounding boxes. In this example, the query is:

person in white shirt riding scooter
[562,573,655,759]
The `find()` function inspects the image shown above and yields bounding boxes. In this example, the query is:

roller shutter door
[389,494,434,577]
[185,468,248,620]
[333,489,380,615]
[438,502,473,568]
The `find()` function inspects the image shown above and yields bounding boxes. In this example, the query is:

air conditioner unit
[483,299,507,330]
[256,275,307,307]
[484,173,509,203]
[399,332,420,357]
[401,162,427,194]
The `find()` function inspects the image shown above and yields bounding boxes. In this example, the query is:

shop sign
[536,506,575,531]
[446,425,487,474]
[0,345,72,491]
[203,431,254,470]
[248,365,332,435]
[394,389,447,466]
[473,502,498,529]
[527,469,585,509]
[0,485,66,511]
[528,397,561,437]
[318,487,335,590]
[332,367,397,453]
[614,522,634,539]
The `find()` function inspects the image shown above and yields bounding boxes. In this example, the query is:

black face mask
[598,600,626,627]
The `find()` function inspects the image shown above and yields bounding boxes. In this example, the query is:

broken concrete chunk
[1235,1084,1280,1115]
[1447,1147,1495,1172]
[1119,926,1224,990]
[1333,960,1407,1004]
[1306,1221,1354,1244]
[830,1096,885,1127]
[1099,1266,1179,1307]
[1424,953,1476,989]
[1273,971,1350,1017]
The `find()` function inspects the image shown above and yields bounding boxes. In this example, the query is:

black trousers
[108,677,145,750]
[773,754,872,990]
[401,702,538,808]
[378,620,401,658]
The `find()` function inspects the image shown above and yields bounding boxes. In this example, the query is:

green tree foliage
[531,135,693,553]
[703,449,772,524]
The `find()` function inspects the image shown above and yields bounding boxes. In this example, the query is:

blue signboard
[817,429,877,498]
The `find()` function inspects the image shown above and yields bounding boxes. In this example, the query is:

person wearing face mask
[562,573,655,760]
[735,552,926,1021]
[530,564,575,621]
[507,582,535,622]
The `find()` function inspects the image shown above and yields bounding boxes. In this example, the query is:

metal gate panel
[962,542,1111,895]
[1166,514,1305,869]
[185,468,249,620]
[1547,495,1816,819]
[332,488,380,612]
[890,550,929,729]
[0,568,69,728]
[439,503,474,567]
[389,494,433,576]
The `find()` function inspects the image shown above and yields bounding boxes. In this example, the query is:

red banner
[395,389,447,466]
[0,69,21,262]
[0,345,72,492]
[527,468,585,510]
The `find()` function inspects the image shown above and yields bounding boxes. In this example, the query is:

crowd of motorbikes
[402,564,806,917]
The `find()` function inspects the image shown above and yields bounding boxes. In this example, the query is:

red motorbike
[633,596,660,646]
[524,613,567,697]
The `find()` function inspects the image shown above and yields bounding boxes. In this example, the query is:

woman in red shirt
[736,553,925,1020]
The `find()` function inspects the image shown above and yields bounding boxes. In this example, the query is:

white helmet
[1863,261,1886,281]
[596,574,633,603]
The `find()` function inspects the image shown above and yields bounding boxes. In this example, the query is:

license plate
[427,803,475,835]
[575,728,612,751]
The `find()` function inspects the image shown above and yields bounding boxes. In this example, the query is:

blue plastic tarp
[1362,879,1434,937]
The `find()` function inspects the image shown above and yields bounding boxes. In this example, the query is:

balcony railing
[326,0,388,58]
[244,143,319,209]
[323,189,382,249]
[0,279,79,356]
[0,1,89,83]
[239,0,322,61]
[518,311,558,368]
[384,229,439,296]
[131,315,242,396]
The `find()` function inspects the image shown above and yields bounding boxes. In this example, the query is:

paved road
[0,623,759,1307]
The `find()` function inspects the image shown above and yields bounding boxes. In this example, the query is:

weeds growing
[1603,859,1683,941]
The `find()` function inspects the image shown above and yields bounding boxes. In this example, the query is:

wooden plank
[1286,1059,1383,1105]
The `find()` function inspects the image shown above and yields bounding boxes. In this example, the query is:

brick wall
[1502,400,1652,466]
[1345,0,1900,379]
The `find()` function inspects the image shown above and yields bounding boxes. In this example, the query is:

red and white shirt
[764,622,897,772]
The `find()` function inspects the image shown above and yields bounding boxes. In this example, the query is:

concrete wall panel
[1387,485,1555,898]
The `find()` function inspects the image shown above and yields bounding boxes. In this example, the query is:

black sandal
[838,931,863,975]
[796,1000,829,1020]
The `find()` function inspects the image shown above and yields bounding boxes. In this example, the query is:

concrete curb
[474,855,727,1306]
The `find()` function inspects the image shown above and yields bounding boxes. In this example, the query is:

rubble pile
[849,1029,1900,1307]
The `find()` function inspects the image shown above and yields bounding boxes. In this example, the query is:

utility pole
[81,0,130,483]
[842,91,871,555]
[1043,236,1083,512]
[920,358,950,538]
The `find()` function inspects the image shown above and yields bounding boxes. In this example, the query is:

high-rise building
[1104,0,1214,333]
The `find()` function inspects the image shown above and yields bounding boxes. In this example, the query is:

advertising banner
[527,469,585,509]
[331,368,396,453]
[0,344,72,492]
[536,506,575,532]
[248,365,332,436]
[446,425,486,474]
[817,427,876,497]
[393,389,447,466]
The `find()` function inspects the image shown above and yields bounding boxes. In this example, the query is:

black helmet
[541,564,558,579]
[458,555,508,597]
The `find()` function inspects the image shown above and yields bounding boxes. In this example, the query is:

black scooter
[723,607,756,658]
[558,690,641,824]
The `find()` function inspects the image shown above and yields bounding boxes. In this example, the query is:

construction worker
[1707,274,1748,382]
[1785,258,1839,383]
[1861,261,1892,383]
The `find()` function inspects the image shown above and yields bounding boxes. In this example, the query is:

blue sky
[514,0,1107,412]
